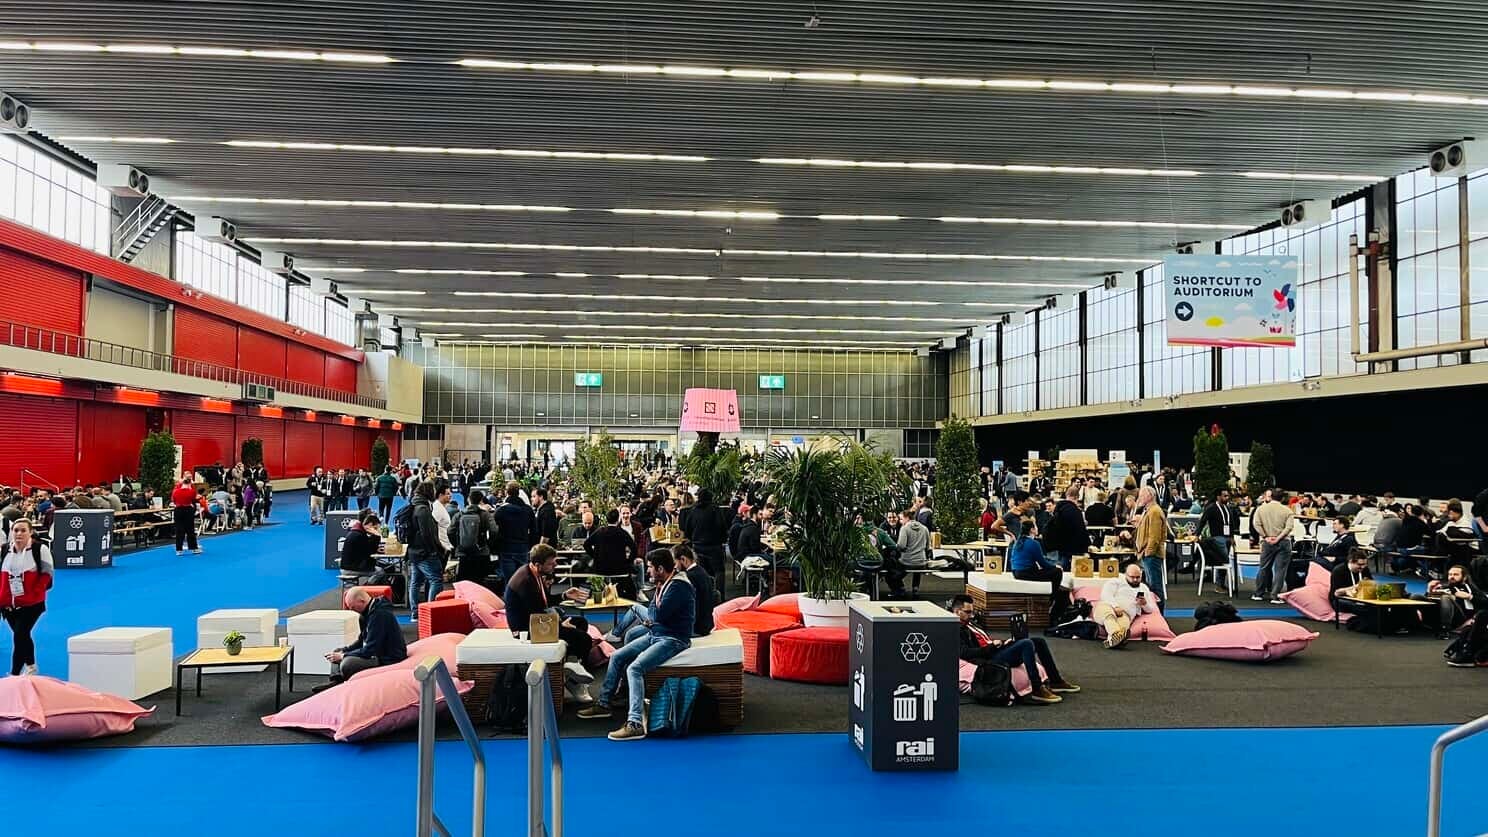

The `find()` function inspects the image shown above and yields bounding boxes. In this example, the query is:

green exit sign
[759,374,786,390]
[575,372,603,387]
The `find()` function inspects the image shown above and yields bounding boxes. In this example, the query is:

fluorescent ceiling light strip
[247,237,1148,263]
[56,135,176,144]
[1239,171,1383,183]
[376,306,975,324]
[454,56,1488,108]
[736,276,1088,289]
[176,195,572,212]
[556,334,924,347]
[335,289,426,295]
[755,157,1198,177]
[412,321,950,335]
[440,292,941,307]
[223,139,708,162]
[0,40,393,63]
[936,216,1247,230]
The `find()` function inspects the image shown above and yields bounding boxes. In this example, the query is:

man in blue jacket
[492,481,538,584]
[579,548,695,741]
[318,587,408,689]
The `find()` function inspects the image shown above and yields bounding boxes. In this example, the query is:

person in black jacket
[328,468,349,512]
[338,515,382,576]
[951,595,1075,705]
[1042,486,1090,570]
[319,588,407,688]
[504,545,594,698]
[585,509,638,598]
[1315,516,1358,570]
[1084,494,1115,529]
[533,487,560,545]
[493,481,538,583]
[306,467,329,524]
[675,544,715,635]
[405,481,445,605]
[450,491,498,585]
[685,488,731,598]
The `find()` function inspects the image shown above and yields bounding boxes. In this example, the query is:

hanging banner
[1164,254,1297,348]
[679,388,741,433]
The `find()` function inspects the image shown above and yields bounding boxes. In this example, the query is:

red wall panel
[174,309,238,368]
[78,402,148,484]
[283,420,322,478]
[286,344,325,387]
[0,245,85,335]
[323,425,355,471]
[234,415,285,477]
[325,355,357,394]
[171,410,235,473]
[238,327,287,379]
[0,394,77,487]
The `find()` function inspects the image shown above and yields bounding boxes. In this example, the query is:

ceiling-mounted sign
[759,374,786,390]
[574,372,603,387]
[679,388,740,433]
[1164,254,1297,348]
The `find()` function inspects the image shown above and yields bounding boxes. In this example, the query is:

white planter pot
[799,592,870,627]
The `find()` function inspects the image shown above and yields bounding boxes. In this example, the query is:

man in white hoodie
[1093,562,1157,649]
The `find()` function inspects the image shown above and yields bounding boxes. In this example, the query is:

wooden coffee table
[1334,595,1434,638]
[175,645,295,715]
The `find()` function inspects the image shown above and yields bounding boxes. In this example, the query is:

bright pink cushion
[453,580,504,612]
[1161,620,1319,662]
[957,657,1045,698]
[1071,585,1173,639]
[263,666,472,741]
[584,625,615,667]
[756,593,802,621]
[1280,585,1351,623]
[1305,562,1332,592]
[468,598,508,629]
[714,593,762,624]
[1072,585,1103,604]
[0,676,153,743]
[352,634,463,681]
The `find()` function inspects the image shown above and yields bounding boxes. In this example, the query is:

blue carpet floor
[2,724,1483,836]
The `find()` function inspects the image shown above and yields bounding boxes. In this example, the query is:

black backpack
[487,663,529,733]
[1044,618,1101,640]
[393,503,415,544]
[970,661,1014,706]
[1194,600,1242,630]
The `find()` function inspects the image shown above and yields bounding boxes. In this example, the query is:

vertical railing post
[528,665,545,837]
[415,672,436,837]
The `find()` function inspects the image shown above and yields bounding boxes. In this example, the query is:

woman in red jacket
[1,519,53,675]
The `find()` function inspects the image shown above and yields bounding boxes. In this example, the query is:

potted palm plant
[765,440,908,627]
[222,630,246,656]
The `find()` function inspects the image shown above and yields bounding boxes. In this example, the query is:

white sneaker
[1269,597,1284,605]
[20,664,36,676]
[564,661,594,684]
[601,631,622,645]
[175,550,184,557]
[566,683,594,705]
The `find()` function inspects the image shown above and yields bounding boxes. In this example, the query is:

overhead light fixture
[558,334,923,347]
[441,291,940,306]
[452,56,1488,108]
[378,306,976,324]
[174,195,573,212]
[223,139,709,162]
[56,135,176,144]
[413,322,954,336]
[737,276,1088,289]
[937,216,1247,230]
[611,208,781,220]
[757,157,1199,177]
[1240,171,1382,183]
[0,41,396,63]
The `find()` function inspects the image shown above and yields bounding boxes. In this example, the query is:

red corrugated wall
[323,425,355,471]
[0,246,85,335]
[237,327,287,379]
[234,415,285,477]
[173,309,238,368]
[285,343,325,388]
[283,420,322,477]
[77,402,147,484]
[0,394,77,487]
[171,410,235,472]
[325,355,357,393]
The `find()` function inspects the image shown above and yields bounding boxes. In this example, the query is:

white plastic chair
[1196,539,1236,597]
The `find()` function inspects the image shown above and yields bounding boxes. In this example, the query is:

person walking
[405,481,445,605]
[170,474,202,556]
[0,519,52,675]
[375,467,399,521]
[306,467,328,525]
[353,469,374,512]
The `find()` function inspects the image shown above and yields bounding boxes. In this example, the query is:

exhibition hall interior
[3,2,1488,835]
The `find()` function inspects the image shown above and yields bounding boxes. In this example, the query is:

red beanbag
[769,627,849,685]
[1161,620,1319,662]
[756,593,803,622]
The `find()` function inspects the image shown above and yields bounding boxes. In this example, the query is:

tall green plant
[572,427,622,515]
[1246,441,1276,497]
[240,437,264,468]
[139,431,177,496]
[1192,423,1231,502]
[371,436,390,475]
[934,416,982,543]
[681,444,742,503]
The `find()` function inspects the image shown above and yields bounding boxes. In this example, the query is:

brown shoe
[1047,679,1081,694]
[1025,687,1063,705]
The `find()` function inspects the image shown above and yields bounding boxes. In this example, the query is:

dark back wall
[975,384,1488,501]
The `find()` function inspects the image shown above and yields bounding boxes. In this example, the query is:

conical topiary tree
[934,416,983,543]
[1246,441,1276,497]
[371,436,390,475]
[139,430,177,496]
[1192,423,1230,502]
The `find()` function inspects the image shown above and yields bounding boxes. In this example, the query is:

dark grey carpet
[73,572,1488,749]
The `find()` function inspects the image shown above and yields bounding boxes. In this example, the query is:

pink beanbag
[0,676,153,743]
[453,580,504,612]
[263,666,472,741]
[957,657,1046,698]
[756,593,803,622]
[351,634,463,681]
[1161,620,1319,662]
[1280,563,1351,623]
[1073,585,1175,640]
[714,593,762,623]
[585,625,616,667]
[468,599,508,630]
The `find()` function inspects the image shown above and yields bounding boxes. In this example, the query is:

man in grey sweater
[892,509,932,598]
[1251,490,1296,604]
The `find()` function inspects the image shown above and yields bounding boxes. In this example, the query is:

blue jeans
[1045,550,1069,571]
[1390,545,1425,574]
[498,551,527,584]
[1140,555,1166,612]
[598,633,688,725]
[1254,537,1292,598]
[990,637,1061,689]
[409,557,444,605]
[608,603,651,642]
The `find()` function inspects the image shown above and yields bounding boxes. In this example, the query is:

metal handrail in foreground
[413,656,486,837]
[1427,713,1488,837]
[526,658,564,837]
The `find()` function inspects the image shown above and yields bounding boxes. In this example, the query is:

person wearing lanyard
[503,544,594,702]
[1200,488,1237,571]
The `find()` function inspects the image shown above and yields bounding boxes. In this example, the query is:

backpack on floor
[1194,601,1242,630]
[487,663,529,733]
[647,676,703,737]
[1044,617,1101,640]
[970,661,1014,706]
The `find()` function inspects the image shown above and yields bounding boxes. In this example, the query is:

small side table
[176,645,295,716]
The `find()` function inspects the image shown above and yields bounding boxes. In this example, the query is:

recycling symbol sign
[899,632,932,664]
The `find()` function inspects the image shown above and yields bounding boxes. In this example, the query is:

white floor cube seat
[198,608,278,673]
[286,610,360,675]
[68,627,173,700]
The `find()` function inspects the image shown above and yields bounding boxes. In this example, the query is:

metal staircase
[112,194,178,263]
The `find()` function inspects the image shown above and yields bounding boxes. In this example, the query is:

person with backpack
[952,594,1077,705]
[0,519,51,675]
[405,481,446,605]
[493,481,538,584]
[1092,561,1157,649]
[450,490,499,586]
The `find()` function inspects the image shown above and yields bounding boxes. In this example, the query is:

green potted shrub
[138,430,178,497]
[934,416,982,544]
[240,438,264,469]
[1192,423,1231,502]
[1245,441,1275,497]
[371,436,390,475]
[572,428,622,516]
[222,630,246,656]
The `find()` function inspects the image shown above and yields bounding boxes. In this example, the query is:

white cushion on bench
[966,571,1075,595]
[664,629,743,668]
[456,629,567,666]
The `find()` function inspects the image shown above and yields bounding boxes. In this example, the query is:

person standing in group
[374,467,399,521]
[354,469,374,512]
[1252,489,1296,604]
[405,481,446,605]
[0,519,52,675]
[683,488,730,598]
[1133,485,1167,611]
[493,481,538,584]
[171,473,202,556]
[306,467,328,525]
[451,490,498,586]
